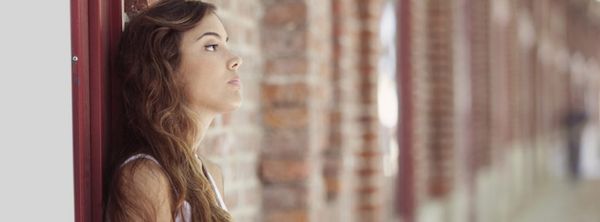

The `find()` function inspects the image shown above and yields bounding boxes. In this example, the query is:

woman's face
[178,12,243,115]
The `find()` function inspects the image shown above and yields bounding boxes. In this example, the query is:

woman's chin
[220,100,242,113]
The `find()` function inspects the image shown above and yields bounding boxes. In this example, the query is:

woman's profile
[104,0,242,221]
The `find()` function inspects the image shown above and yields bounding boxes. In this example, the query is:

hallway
[513,125,600,222]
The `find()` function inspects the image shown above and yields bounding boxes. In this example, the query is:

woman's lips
[228,78,241,86]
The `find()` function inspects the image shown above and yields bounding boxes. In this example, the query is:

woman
[105,0,242,221]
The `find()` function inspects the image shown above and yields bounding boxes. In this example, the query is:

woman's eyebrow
[196,32,230,42]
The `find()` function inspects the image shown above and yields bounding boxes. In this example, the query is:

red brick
[262,128,309,158]
[361,132,377,143]
[261,83,309,108]
[265,57,308,76]
[261,28,307,58]
[262,184,308,210]
[260,159,310,183]
[357,185,378,195]
[357,150,379,158]
[262,107,309,129]
[324,177,340,199]
[263,1,307,27]
[357,203,380,212]
[323,157,340,176]
[356,167,378,177]
[264,209,308,222]
[327,130,342,147]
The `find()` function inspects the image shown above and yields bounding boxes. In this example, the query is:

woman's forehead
[187,13,228,40]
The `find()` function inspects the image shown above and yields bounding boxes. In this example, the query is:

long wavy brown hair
[104,0,232,221]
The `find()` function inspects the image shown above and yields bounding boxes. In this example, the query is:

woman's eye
[205,44,218,52]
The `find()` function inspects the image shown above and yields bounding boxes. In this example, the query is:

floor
[512,179,600,222]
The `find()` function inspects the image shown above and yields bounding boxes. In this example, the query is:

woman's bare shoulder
[119,158,170,188]
[117,159,174,221]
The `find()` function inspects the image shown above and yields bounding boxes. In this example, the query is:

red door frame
[71,0,122,221]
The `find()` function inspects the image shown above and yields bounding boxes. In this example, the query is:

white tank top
[121,154,228,222]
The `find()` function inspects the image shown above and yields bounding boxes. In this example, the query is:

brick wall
[260,0,387,221]
[467,0,492,172]
[354,0,384,221]
[426,0,455,198]
[409,0,432,208]
[396,1,432,220]
[325,0,361,221]
[396,0,600,222]
[259,0,331,221]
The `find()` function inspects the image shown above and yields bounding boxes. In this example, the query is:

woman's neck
[191,107,217,154]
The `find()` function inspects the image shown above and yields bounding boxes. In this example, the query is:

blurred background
[4,0,599,221]
[131,0,600,221]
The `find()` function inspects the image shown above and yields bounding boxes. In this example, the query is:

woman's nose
[228,56,242,71]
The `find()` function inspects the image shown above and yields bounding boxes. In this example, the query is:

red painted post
[89,0,108,220]
[397,0,415,221]
[71,0,91,220]
[72,0,121,220]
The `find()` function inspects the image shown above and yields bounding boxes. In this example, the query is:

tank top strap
[120,153,160,168]
[196,155,229,211]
